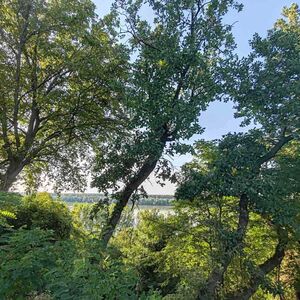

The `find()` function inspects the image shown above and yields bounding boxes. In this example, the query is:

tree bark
[0,160,26,192]
[225,229,288,300]
[196,194,249,300]
[0,180,12,192]
[101,134,168,247]
[257,133,293,166]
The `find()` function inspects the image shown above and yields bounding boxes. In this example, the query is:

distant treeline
[54,193,174,206]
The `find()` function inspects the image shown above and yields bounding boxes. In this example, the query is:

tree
[176,134,299,299]
[176,4,300,299]
[92,0,243,246]
[114,197,291,298]
[0,0,128,191]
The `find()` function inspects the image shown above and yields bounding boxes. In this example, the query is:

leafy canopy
[93,0,242,194]
[0,0,128,191]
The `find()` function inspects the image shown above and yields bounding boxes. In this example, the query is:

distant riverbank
[54,193,174,207]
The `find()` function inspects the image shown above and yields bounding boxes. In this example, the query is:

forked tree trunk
[224,230,287,300]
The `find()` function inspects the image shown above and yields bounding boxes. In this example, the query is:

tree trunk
[0,180,12,192]
[101,155,162,246]
[101,135,168,247]
[0,160,25,192]
[197,194,249,299]
[225,229,287,300]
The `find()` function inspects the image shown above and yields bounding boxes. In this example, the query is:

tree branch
[225,228,288,300]
[13,1,32,149]
[257,131,293,165]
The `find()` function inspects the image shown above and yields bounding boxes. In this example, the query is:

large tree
[92,0,243,245]
[0,0,128,191]
[176,4,300,299]
[177,134,300,299]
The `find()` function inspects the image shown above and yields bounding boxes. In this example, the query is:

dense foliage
[1,191,300,299]
[92,0,243,246]
[0,0,128,192]
[0,0,299,299]
[8,192,73,239]
[0,193,161,299]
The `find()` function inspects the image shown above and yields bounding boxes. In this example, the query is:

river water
[67,203,174,227]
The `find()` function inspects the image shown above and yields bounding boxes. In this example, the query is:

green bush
[0,228,58,299]
[113,210,181,297]
[72,203,109,237]
[0,227,161,299]
[45,238,139,300]
[0,193,162,299]
[0,192,22,231]
[9,193,72,240]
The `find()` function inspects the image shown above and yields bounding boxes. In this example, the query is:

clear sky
[86,0,297,194]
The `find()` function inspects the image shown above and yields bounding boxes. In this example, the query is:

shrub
[113,210,180,296]
[0,227,160,299]
[9,193,72,240]
[0,228,57,298]
[0,192,22,231]
[72,203,134,238]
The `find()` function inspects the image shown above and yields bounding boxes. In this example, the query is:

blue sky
[87,0,297,194]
